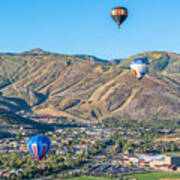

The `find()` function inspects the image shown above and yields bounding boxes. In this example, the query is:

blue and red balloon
[27,136,51,160]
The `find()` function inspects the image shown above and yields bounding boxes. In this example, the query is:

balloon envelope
[130,58,149,79]
[27,136,51,160]
[111,7,128,29]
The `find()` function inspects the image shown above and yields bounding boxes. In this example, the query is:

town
[0,110,180,179]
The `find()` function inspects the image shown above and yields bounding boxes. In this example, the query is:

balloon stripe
[33,144,39,160]
[40,145,47,160]
[132,69,138,76]
[121,9,124,15]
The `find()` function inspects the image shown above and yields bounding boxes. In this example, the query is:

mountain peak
[29,48,45,53]
[21,48,48,56]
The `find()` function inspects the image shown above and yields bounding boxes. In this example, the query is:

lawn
[162,151,180,156]
[124,172,180,180]
[67,172,180,180]
[67,176,112,180]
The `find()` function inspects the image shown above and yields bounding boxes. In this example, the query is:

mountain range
[0,48,179,122]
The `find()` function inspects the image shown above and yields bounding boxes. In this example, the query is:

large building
[150,156,180,171]
[164,156,180,167]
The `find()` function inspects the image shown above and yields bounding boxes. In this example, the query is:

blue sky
[0,0,180,59]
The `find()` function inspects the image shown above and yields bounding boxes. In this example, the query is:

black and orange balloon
[111,7,128,29]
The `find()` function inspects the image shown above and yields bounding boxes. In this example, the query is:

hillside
[0,108,54,135]
[0,49,179,122]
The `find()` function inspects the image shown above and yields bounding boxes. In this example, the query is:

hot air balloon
[110,6,128,29]
[27,136,51,161]
[130,58,149,80]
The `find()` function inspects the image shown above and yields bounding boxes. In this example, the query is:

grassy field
[67,172,180,180]
[124,172,180,180]
[67,177,112,180]
[163,151,180,156]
